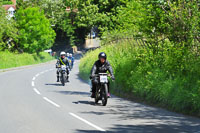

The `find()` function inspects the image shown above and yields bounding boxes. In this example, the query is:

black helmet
[98,52,107,60]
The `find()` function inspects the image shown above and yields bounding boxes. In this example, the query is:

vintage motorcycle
[59,65,68,86]
[94,73,109,106]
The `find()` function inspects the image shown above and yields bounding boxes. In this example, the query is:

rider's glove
[111,76,115,81]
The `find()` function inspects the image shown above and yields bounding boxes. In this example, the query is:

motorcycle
[59,65,68,86]
[68,60,72,70]
[94,73,109,106]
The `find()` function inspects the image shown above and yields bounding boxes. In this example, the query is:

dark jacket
[91,60,114,78]
[56,57,69,67]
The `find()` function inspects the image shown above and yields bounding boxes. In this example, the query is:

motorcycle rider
[66,52,72,70]
[66,53,70,58]
[90,52,115,98]
[68,53,74,69]
[56,51,70,82]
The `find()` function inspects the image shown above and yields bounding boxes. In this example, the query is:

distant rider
[68,53,74,69]
[66,53,70,58]
[90,52,115,98]
[66,52,71,70]
[56,51,70,82]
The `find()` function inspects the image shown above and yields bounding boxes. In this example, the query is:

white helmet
[60,51,66,56]
[69,53,72,57]
[67,53,70,57]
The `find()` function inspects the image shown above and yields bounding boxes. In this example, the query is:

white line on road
[35,73,40,77]
[40,72,44,74]
[32,81,35,86]
[32,77,36,81]
[69,112,106,132]
[43,97,60,108]
[33,88,41,95]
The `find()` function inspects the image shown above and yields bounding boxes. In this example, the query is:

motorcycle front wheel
[102,84,108,106]
[95,87,99,104]
[61,73,65,86]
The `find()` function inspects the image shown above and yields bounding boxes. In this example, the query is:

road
[0,55,200,133]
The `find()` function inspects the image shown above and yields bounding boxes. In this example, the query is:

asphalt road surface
[0,55,200,133]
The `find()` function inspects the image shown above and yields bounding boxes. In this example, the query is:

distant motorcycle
[94,73,109,106]
[68,60,72,70]
[59,65,68,86]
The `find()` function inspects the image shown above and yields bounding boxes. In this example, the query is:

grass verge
[0,51,55,69]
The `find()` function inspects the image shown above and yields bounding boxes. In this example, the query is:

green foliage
[1,0,13,5]
[75,0,130,34]
[0,6,18,51]
[16,7,56,53]
[79,38,200,116]
[16,0,77,46]
[0,51,54,69]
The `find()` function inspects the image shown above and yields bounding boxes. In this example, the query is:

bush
[79,39,200,116]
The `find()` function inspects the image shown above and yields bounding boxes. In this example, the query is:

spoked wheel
[95,87,99,104]
[102,84,108,106]
[61,74,65,86]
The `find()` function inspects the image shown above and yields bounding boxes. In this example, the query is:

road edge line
[69,112,106,132]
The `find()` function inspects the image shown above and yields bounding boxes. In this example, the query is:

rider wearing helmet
[68,53,74,69]
[66,53,70,58]
[90,52,115,98]
[56,51,70,82]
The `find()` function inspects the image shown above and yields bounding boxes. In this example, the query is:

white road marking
[69,112,106,132]
[35,73,40,77]
[43,97,60,108]
[32,77,36,81]
[32,81,35,86]
[33,88,41,95]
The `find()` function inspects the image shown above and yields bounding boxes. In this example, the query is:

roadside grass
[0,51,55,69]
[79,40,200,116]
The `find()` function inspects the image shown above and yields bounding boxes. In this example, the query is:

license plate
[61,65,66,70]
[100,75,108,83]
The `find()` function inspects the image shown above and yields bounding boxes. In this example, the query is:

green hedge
[1,0,13,5]
[79,40,200,116]
[0,51,55,69]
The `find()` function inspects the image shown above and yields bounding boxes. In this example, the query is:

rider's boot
[107,86,111,98]
[91,92,95,98]
[107,93,111,98]
[57,76,59,82]
[90,86,96,98]
[66,76,69,82]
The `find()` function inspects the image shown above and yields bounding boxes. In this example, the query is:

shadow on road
[54,90,90,96]
[76,123,200,133]
[76,97,200,133]
[73,101,95,105]
[74,53,83,60]
[45,83,63,86]
[72,100,104,107]
[75,74,91,85]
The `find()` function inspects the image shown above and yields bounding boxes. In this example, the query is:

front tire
[102,84,108,106]
[95,86,99,104]
[61,73,65,86]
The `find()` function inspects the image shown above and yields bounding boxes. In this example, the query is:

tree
[0,5,18,51]
[16,7,56,53]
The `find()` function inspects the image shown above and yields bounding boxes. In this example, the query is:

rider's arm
[66,58,70,66]
[56,59,60,68]
[107,61,115,80]
[91,63,97,77]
